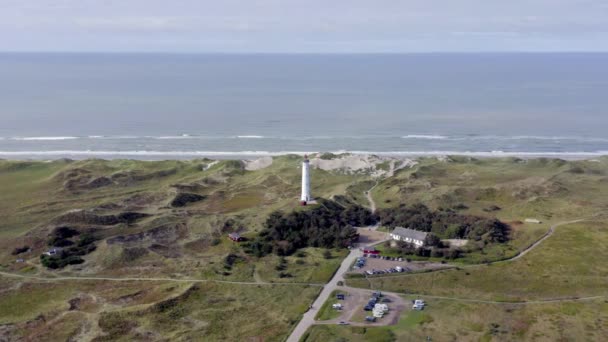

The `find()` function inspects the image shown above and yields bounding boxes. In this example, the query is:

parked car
[365,316,376,322]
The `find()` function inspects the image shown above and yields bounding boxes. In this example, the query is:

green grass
[116,282,320,342]
[315,290,349,320]
[349,221,608,302]
[256,248,348,284]
[301,325,396,342]
[0,278,321,342]
[304,295,608,341]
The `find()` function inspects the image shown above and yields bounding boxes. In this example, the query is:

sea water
[0,53,607,159]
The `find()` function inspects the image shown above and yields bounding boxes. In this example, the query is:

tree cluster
[377,203,510,243]
[244,198,373,257]
[40,227,98,269]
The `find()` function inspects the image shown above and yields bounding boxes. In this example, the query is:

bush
[41,230,98,269]
[11,246,30,255]
[171,192,206,207]
[224,254,241,270]
[323,250,332,259]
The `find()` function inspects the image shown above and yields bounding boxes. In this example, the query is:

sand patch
[244,156,273,171]
[309,154,416,178]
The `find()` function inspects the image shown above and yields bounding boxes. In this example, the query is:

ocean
[1,52,607,159]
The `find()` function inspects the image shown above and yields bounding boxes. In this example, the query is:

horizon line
[1,50,608,55]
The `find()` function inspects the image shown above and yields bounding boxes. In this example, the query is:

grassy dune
[1,155,607,341]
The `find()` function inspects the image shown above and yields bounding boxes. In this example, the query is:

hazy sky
[1,0,608,52]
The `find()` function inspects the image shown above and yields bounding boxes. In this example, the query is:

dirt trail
[0,271,323,287]
[365,182,378,214]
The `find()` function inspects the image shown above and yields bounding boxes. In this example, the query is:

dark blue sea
[0,53,607,159]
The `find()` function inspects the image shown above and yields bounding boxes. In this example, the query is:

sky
[1,0,608,53]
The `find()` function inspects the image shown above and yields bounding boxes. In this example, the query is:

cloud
[74,16,187,32]
[1,0,608,51]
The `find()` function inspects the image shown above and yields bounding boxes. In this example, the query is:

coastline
[0,150,606,161]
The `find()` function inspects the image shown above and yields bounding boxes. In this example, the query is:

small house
[44,248,62,256]
[390,227,428,247]
[228,233,242,242]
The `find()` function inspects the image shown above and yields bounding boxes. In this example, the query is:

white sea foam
[401,135,448,140]
[459,135,608,142]
[11,136,80,141]
[236,135,265,139]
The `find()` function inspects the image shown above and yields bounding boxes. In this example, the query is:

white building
[390,227,428,247]
[300,154,312,204]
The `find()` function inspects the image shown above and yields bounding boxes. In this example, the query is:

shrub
[11,246,30,255]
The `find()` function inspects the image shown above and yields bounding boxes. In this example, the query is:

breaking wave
[401,135,448,140]
[11,136,79,141]
[0,150,606,158]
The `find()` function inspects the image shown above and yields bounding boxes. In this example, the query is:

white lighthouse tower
[300,154,312,205]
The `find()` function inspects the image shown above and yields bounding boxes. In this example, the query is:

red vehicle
[363,248,380,255]
[228,233,242,242]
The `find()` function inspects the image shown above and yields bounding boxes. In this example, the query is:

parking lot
[352,255,448,275]
[318,288,407,326]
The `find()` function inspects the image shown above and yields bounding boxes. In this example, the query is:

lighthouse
[300,154,311,205]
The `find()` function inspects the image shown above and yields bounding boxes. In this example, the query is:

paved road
[287,184,382,342]
[286,246,363,342]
